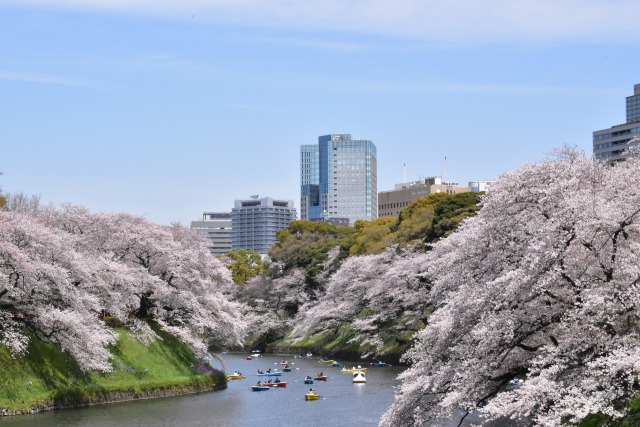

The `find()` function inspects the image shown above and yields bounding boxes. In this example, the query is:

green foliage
[103,316,124,328]
[349,217,396,255]
[392,194,444,246]
[221,249,264,284]
[0,327,220,411]
[269,220,356,283]
[430,192,483,239]
[349,192,483,255]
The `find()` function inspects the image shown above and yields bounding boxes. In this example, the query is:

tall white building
[231,196,297,254]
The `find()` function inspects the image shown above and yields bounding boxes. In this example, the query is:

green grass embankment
[0,326,225,413]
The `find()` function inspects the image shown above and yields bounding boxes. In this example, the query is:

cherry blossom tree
[46,206,248,354]
[0,205,247,371]
[290,246,432,356]
[382,148,640,426]
[0,210,116,370]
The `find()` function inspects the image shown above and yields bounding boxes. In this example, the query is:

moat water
[0,353,517,426]
[0,353,403,427]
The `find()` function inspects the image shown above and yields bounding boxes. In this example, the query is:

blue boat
[251,386,270,391]
[372,362,391,367]
[256,372,282,377]
[304,379,314,384]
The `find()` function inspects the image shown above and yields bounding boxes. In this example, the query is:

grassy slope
[0,327,224,411]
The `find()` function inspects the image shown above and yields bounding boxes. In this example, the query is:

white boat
[352,371,366,383]
[341,366,367,374]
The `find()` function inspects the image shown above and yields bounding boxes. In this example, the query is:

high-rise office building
[231,196,297,254]
[593,83,640,162]
[190,212,232,256]
[300,134,377,226]
[300,143,320,222]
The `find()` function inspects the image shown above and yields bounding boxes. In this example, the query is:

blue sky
[1,0,639,225]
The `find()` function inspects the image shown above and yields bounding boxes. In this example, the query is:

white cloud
[4,0,640,43]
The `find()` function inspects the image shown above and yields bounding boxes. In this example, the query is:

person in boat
[266,368,271,373]
[317,371,323,377]
[284,364,289,368]
[309,388,316,395]
[274,378,281,383]
[256,381,262,386]
[267,378,273,383]
[305,375,312,380]
[257,369,264,374]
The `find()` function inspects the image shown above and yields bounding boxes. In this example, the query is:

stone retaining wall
[1,382,226,417]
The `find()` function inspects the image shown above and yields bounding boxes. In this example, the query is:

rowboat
[246,355,252,360]
[319,358,336,365]
[283,367,292,372]
[305,393,321,401]
[297,352,313,359]
[314,375,328,381]
[262,381,287,388]
[372,361,391,367]
[227,372,246,380]
[251,386,270,391]
[352,371,366,383]
[341,366,367,374]
[304,379,314,384]
[256,371,282,377]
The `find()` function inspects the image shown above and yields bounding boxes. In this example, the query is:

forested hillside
[229,191,483,359]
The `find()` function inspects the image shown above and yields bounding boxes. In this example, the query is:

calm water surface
[0,353,404,427]
[0,353,520,427]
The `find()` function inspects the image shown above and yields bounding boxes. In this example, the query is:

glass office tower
[300,144,320,222]
[300,134,377,226]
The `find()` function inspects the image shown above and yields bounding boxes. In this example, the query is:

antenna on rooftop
[444,156,447,185]
[403,163,407,183]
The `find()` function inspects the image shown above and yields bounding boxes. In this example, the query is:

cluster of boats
[228,354,392,400]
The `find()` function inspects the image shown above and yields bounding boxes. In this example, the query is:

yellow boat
[340,366,367,374]
[227,373,246,380]
[305,393,321,401]
[319,358,336,365]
